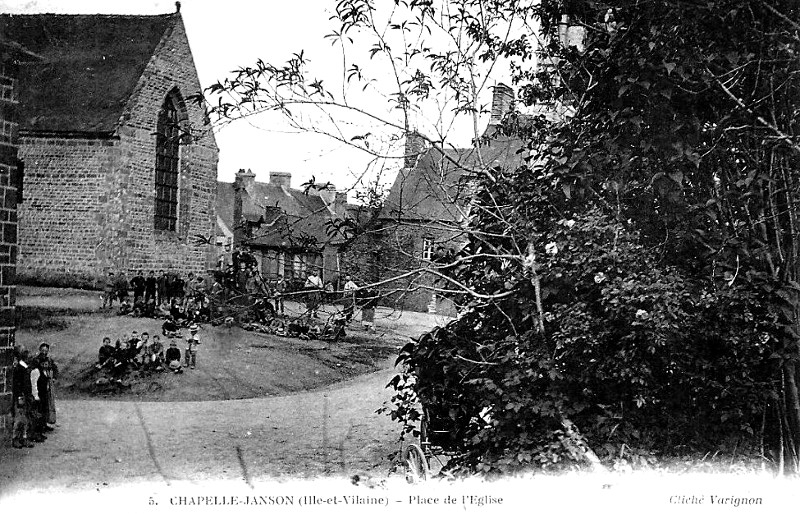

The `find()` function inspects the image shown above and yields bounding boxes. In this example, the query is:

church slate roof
[0,13,176,134]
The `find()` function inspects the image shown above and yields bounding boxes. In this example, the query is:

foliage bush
[385,0,800,473]
[387,196,774,473]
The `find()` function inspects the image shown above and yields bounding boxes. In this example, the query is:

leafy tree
[388,0,800,474]
[201,0,800,474]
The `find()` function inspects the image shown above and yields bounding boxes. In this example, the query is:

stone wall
[111,15,218,275]
[16,15,218,286]
[17,136,112,286]
[0,60,20,431]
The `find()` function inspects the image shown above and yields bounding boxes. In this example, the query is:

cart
[402,405,465,483]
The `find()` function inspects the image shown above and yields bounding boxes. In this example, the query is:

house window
[293,254,303,277]
[154,95,180,231]
[422,237,434,261]
[277,252,286,278]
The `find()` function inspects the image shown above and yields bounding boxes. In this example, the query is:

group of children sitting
[93,323,201,383]
[242,314,347,341]
[118,295,212,324]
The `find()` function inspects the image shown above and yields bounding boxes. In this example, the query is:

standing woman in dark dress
[31,342,58,431]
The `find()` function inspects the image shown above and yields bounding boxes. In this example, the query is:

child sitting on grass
[165,342,182,373]
[150,335,165,371]
[95,337,114,370]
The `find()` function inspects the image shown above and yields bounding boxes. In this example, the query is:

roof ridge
[0,12,177,19]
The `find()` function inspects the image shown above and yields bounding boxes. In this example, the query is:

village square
[2,0,800,511]
[0,1,473,499]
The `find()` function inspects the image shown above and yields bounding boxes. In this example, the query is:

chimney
[403,131,428,169]
[234,168,256,193]
[270,171,292,189]
[232,169,255,247]
[334,191,347,218]
[489,83,514,125]
[317,182,336,204]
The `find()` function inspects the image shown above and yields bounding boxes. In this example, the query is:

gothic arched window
[154,95,180,231]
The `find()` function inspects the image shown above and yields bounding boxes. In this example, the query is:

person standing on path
[274,276,286,315]
[145,271,158,306]
[304,269,323,318]
[342,275,358,322]
[130,270,146,304]
[11,346,35,448]
[184,324,200,369]
[157,269,168,306]
[31,342,58,432]
[115,271,129,303]
[359,288,377,331]
[102,272,116,310]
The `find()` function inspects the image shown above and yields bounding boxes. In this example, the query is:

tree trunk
[782,361,800,473]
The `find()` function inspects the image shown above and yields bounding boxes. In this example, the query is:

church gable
[10,10,219,286]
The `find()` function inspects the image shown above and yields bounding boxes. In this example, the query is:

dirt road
[2,291,452,496]
[0,355,403,494]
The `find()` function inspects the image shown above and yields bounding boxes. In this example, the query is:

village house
[217,170,349,288]
[0,7,218,287]
[351,84,529,314]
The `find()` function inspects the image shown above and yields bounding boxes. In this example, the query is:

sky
[0,0,514,196]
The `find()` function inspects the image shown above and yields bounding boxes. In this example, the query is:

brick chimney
[404,130,427,169]
[317,183,336,205]
[317,184,347,218]
[489,83,514,125]
[232,168,255,247]
[334,191,347,218]
[234,168,256,192]
[270,171,291,189]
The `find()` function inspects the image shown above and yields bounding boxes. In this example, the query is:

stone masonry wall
[112,15,218,275]
[0,60,20,431]
[16,15,218,286]
[17,136,113,286]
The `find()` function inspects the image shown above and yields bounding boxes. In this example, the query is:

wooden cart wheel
[402,444,429,483]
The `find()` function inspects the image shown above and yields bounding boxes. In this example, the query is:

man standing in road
[11,346,36,448]
[274,276,287,315]
[130,270,146,304]
[343,274,358,322]
[102,271,116,310]
[115,271,129,303]
[145,270,158,306]
[304,269,323,318]
[157,269,168,306]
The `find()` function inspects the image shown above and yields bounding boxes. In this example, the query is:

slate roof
[217,181,343,251]
[383,129,529,222]
[0,38,42,62]
[0,13,176,133]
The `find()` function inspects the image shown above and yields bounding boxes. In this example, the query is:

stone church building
[0,9,218,286]
[0,38,37,436]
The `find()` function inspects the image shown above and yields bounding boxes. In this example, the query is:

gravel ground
[4,290,799,512]
[2,287,450,498]
[0,356,403,493]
